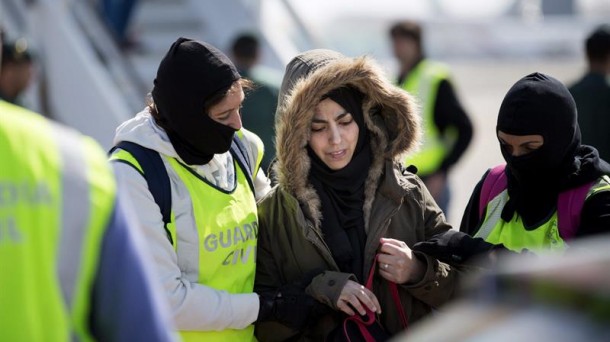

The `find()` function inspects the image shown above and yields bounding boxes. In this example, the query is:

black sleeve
[577,190,610,237]
[434,79,473,172]
[459,171,490,236]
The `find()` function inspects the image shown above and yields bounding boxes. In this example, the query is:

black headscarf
[497,72,610,227]
[307,87,371,282]
[151,37,241,165]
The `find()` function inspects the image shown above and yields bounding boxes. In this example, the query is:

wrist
[409,259,426,284]
[256,292,276,322]
[400,254,427,285]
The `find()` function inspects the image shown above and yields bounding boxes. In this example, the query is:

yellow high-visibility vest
[169,155,258,342]
[0,100,116,341]
[401,60,453,176]
[111,129,261,342]
[475,176,610,253]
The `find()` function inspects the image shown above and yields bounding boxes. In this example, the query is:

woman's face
[309,98,360,170]
[497,130,544,157]
[208,82,244,130]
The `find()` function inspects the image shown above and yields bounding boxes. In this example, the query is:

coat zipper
[363,199,402,277]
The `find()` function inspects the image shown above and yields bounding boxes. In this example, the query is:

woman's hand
[336,280,381,316]
[378,237,425,284]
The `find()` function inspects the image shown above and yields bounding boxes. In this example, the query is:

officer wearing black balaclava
[460,72,610,249]
[110,37,274,340]
[152,37,241,165]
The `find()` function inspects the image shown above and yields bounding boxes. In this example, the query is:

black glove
[256,284,321,331]
[412,230,500,264]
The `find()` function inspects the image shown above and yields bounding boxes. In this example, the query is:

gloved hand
[256,284,322,331]
[412,230,501,264]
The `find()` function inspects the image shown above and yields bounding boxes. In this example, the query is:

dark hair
[231,33,259,60]
[148,78,253,129]
[585,24,610,63]
[389,20,422,47]
[202,78,253,114]
[1,37,33,66]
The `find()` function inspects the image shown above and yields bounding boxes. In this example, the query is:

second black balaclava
[497,72,580,226]
[152,37,241,165]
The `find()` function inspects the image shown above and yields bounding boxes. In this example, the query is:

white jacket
[112,110,271,331]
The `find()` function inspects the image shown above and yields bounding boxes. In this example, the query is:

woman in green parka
[254,50,463,341]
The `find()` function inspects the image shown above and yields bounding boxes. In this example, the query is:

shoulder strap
[477,163,594,240]
[478,164,508,220]
[109,141,173,244]
[230,135,255,193]
[557,181,596,241]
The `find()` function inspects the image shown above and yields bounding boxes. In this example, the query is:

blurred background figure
[389,20,473,216]
[98,0,141,51]
[569,24,610,162]
[0,36,34,106]
[231,32,280,173]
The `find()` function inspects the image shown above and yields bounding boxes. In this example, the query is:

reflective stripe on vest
[0,101,115,341]
[475,176,610,254]
[167,157,257,342]
[401,60,451,176]
[588,175,610,197]
[236,129,264,177]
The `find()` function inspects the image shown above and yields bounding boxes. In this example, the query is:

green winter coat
[255,54,463,341]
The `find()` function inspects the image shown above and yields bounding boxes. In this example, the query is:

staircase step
[133,1,201,29]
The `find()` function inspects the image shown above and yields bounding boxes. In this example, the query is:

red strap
[341,254,385,334]
[364,255,378,289]
[478,164,507,220]
[364,254,408,329]
[343,315,377,342]
[557,181,594,240]
[343,255,411,341]
[389,280,408,329]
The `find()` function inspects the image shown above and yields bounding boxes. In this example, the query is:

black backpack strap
[230,135,255,193]
[109,141,173,245]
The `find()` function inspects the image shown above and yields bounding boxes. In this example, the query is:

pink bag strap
[557,181,595,240]
[478,164,593,240]
[478,164,508,220]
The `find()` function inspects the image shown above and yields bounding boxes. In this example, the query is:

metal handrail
[278,0,323,49]
[0,0,29,34]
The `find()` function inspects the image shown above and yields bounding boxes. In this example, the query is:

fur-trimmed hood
[274,53,421,226]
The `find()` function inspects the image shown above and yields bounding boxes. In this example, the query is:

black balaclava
[496,72,610,227]
[151,37,241,165]
[307,86,371,282]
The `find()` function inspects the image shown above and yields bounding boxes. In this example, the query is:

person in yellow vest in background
[390,20,473,215]
[110,37,281,342]
[460,72,610,254]
[0,32,175,341]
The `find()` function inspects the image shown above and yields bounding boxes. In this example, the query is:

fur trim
[275,56,421,226]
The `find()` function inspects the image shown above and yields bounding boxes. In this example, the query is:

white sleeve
[240,129,272,199]
[254,168,272,200]
[112,162,260,331]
